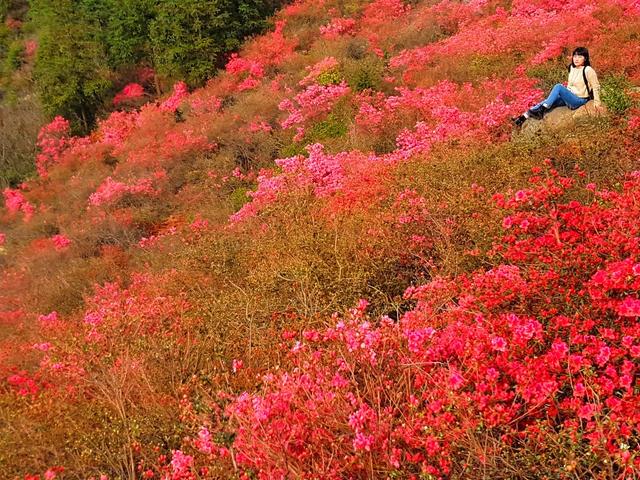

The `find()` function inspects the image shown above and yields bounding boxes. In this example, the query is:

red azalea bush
[215,164,640,479]
[113,83,146,106]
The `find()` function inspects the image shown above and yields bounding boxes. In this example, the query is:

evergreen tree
[30,0,112,133]
[103,0,156,69]
[149,0,234,86]
[149,0,280,86]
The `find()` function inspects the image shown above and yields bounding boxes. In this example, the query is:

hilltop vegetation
[1,0,640,478]
[0,0,282,188]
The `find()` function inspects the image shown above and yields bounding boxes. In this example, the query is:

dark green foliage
[343,56,384,92]
[149,0,232,86]
[600,73,633,115]
[0,1,25,75]
[1,0,28,20]
[230,186,251,211]
[307,113,348,140]
[279,141,307,158]
[316,69,343,86]
[3,39,23,72]
[0,24,9,60]
[149,0,278,86]
[30,0,112,133]
[103,0,156,69]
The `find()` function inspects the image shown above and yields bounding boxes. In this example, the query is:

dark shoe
[527,107,544,120]
[511,115,526,127]
[531,105,553,120]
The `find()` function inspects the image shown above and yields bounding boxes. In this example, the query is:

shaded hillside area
[2,0,640,478]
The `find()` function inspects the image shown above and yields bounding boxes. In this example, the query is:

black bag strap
[582,66,593,100]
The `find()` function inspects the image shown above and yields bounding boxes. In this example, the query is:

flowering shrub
[354,76,541,157]
[160,82,189,112]
[96,111,139,151]
[7,370,40,396]
[299,57,341,86]
[186,91,222,116]
[116,111,213,168]
[81,272,190,344]
[279,82,351,131]
[242,20,297,70]
[88,171,166,207]
[2,188,35,221]
[35,116,72,177]
[388,0,636,79]
[217,165,640,478]
[51,234,71,251]
[113,83,145,106]
[230,144,385,223]
[360,0,411,32]
[226,54,266,91]
[168,450,195,480]
[5,17,22,30]
[24,39,38,57]
[319,17,357,39]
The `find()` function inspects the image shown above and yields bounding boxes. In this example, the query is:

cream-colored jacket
[567,65,601,105]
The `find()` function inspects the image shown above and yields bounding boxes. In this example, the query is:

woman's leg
[521,84,564,120]
[538,84,566,109]
[513,84,586,126]
[553,85,589,110]
[539,84,589,110]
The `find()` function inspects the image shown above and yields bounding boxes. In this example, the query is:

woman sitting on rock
[512,47,603,126]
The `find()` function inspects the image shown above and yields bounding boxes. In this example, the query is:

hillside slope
[2,0,640,478]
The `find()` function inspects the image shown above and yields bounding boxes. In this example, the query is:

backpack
[567,65,594,100]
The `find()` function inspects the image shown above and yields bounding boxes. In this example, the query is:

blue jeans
[531,83,589,112]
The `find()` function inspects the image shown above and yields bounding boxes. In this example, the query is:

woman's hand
[593,102,607,114]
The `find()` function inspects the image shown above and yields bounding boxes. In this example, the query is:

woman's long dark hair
[569,46,591,68]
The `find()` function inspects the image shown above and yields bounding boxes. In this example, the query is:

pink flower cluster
[97,110,139,151]
[160,82,189,112]
[319,17,357,39]
[226,54,265,91]
[35,116,72,177]
[88,172,165,207]
[187,91,222,116]
[7,370,39,396]
[279,82,350,131]
[353,77,541,158]
[24,39,37,57]
[241,19,297,71]
[113,83,145,105]
[51,234,72,251]
[122,123,213,168]
[80,273,190,344]
[299,57,340,86]
[168,450,194,480]
[38,311,61,329]
[2,187,35,221]
[389,0,622,75]
[230,145,381,223]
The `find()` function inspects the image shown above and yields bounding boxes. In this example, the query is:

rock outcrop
[518,101,607,137]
